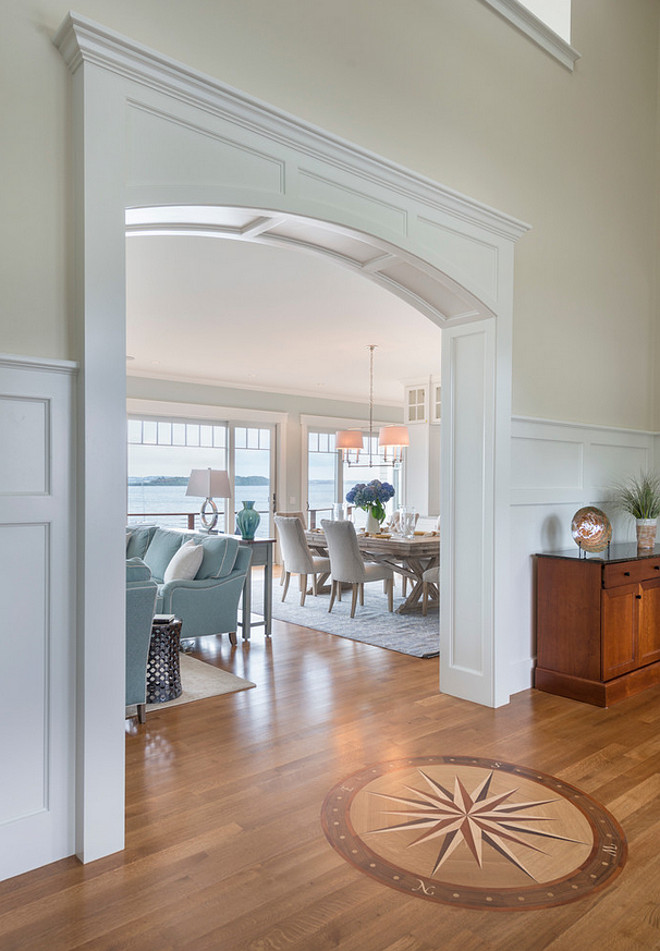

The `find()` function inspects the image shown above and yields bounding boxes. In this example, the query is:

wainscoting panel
[0,356,76,881]
[509,417,655,696]
[0,396,49,495]
[0,523,48,824]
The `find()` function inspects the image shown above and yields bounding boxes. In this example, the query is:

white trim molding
[0,353,79,374]
[479,0,581,70]
[54,13,530,245]
[52,9,530,877]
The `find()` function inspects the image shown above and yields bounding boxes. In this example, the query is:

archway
[55,12,529,865]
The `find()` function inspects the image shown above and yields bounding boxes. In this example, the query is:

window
[479,0,579,71]
[306,427,402,529]
[128,417,228,530]
[307,429,338,524]
[127,416,275,537]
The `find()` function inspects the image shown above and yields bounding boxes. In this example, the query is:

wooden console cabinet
[535,545,660,706]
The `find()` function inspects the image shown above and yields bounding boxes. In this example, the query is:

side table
[235,536,275,640]
[146,615,183,703]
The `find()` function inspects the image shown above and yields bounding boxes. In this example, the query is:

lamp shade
[378,426,410,449]
[185,468,231,499]
[336,430,364,451]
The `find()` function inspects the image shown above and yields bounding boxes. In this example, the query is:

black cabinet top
[536,543,660,564]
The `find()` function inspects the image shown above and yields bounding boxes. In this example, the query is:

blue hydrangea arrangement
[345,479,395,524]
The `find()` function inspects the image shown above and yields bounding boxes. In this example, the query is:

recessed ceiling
[125,234,442,405]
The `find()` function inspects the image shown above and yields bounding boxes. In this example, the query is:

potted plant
[612,471,660,549]
[345,479,395,535]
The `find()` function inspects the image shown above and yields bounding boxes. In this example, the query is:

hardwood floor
[1,612,659,950]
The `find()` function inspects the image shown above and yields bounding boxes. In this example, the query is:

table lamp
[185,468,231,532]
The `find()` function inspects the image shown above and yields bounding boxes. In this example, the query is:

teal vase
[236,501,260,540]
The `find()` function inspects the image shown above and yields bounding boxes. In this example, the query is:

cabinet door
[638,577,660,667]
[601,583,638,680]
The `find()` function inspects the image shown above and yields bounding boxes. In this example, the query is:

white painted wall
[3,1,660,430]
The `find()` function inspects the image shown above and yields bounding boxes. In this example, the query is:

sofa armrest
[232,546,253,576]
[158,571,241,597]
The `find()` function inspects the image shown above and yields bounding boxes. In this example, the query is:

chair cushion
[363,561,393,583]
[142,528,185,582]
[193,534,239,579]
[126,525,157,560]
[163,539,204,583]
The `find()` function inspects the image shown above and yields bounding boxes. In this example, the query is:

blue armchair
[126,560,158,723]
[128,528,252,646]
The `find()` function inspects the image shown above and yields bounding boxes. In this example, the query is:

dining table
[305,528,439,614]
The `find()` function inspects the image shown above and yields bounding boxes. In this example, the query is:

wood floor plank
[1,615,659,950]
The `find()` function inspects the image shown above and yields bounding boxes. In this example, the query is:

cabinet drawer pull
[655,566,660,571]
[636,594,642,600]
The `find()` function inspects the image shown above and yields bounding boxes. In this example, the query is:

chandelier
[336,345,409,467]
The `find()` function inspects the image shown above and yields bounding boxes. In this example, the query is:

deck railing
[127,507,354,532]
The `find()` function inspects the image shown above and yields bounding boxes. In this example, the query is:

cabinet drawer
[603,560,660,588]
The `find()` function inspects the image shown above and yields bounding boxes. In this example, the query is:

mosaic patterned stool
[146,615,183,703]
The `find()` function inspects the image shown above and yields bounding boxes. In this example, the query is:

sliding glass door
[127,415,276,537]
[231,424,275,539]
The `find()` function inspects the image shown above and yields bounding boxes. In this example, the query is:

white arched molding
[54,13,529,865]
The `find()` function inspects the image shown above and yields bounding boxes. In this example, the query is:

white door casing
[54,13,529,866]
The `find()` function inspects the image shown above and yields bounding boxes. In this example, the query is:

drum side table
[146,615,183,703]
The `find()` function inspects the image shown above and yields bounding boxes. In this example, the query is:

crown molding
[126,369,404,411]
[53,12,530,243]
[479,0,580,71]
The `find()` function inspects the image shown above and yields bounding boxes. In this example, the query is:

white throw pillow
[163,540,204,583]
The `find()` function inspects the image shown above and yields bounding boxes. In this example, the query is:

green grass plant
[612,471,660,519]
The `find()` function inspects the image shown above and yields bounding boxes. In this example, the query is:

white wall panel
[509,417,655,696]
[511,435,583,495]
[0,397,49,495]
[297,169,409,237]
[0,357,76,881]
[127,103,285,194]
[0,524,48,823]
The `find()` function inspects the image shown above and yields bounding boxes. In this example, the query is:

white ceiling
[125,234,443,406]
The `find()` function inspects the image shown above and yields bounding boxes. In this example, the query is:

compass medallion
[322,756,626,911]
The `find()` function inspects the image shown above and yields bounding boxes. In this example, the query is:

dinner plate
[571,506,612,552]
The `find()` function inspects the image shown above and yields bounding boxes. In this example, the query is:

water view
[128,480,336,536]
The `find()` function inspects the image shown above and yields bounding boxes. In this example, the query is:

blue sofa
[126,559,158,722]
[126,526,252,645]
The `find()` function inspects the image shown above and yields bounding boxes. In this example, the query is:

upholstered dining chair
[274,515,330,606]
[422,565,440,616]
[321,519,394,618]
[275,511,306,585]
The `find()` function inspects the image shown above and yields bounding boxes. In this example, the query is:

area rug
[127,654,255,717]
[251,577,440,659]
[322,755,627,911]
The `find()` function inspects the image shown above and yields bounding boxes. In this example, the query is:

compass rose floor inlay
[321,756,626,911]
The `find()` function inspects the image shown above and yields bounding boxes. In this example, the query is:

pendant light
[336,345,408,467]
